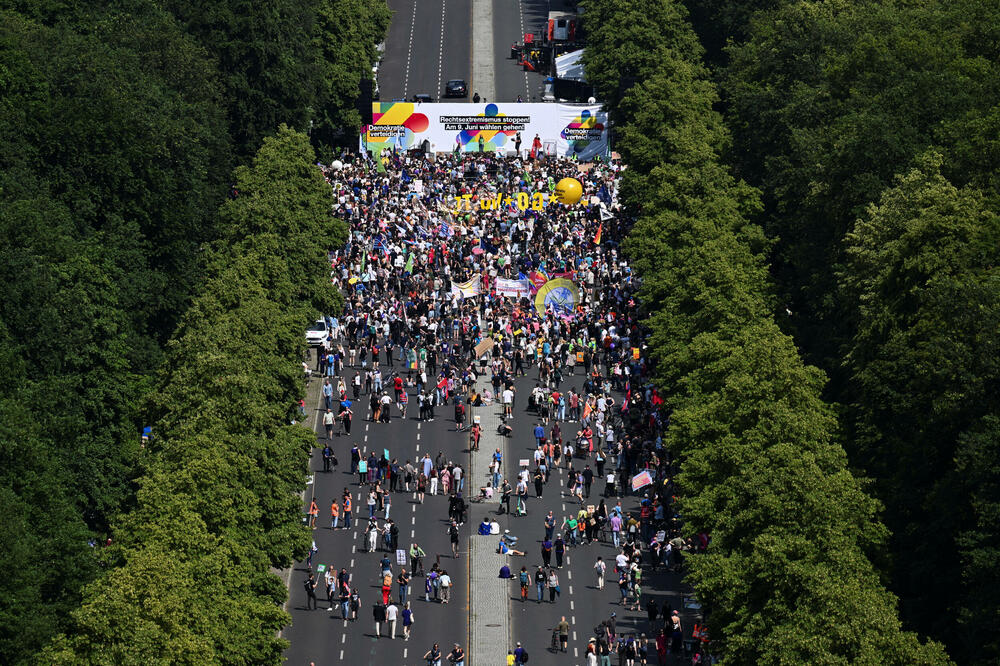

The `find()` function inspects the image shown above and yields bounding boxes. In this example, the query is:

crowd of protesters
[299,146,712,663]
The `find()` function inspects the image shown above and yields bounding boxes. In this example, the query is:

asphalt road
[479,374,699,666]
[282,353,472,666]
[283,360,697,666]
[377,0,566,104]
[498,378,693,666]
[379,0,473,102]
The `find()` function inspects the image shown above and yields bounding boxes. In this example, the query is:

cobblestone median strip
[469,373,509,665]
[471,0,496,103]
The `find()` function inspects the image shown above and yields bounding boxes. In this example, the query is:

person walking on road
[303,573,318,610]
[342,490,352,528]
[544,511,556,540]
[402,601,414,640]
[323,408,335,439]
[373,601,386,638]
[339,581,351,620]
[548,569,560,602]
[397,568,410,605]
[501,479,512,515]
[350,587,361,621]
[439,570,452,603]
[534,566,546,603]
[330,499,339,529]
[386,601,399,639]
[541,538,552,568]
[595,556,606,590]
[554,534,565,568]
[448,520,460,558]
[556,616,570,652]
[307,499,318,529]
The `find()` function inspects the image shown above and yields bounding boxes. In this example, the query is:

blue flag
[597,184,612,205]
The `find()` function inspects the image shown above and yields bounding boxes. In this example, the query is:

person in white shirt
[386,602,399,638]
[615,551,629,573]
[502,387,514,418]
[594,557,607,589]
[439,571,452,604]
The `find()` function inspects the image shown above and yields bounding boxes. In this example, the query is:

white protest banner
[495,277,532,298]
[450,278,481,299]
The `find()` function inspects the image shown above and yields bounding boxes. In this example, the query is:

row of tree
[681,0,1000,661]
[41,127,346,663]
[0,1,384,662]
[582,0,950,662]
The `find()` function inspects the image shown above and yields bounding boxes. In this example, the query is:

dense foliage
[675,0,1000,661]
[583,0,957,662]
[0,1,382,662]
[41,127,346,664]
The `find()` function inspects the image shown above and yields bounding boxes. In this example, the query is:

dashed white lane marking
[574,647,579,658]
[567,570,572,580]
[437,0,447,96]
[402,0,417,98]
[350,559,355,568]
[570,600,575,610]
[412,516,416,525]
[572,631,577,641]
[341,636,346,645]
[569,585,574,594]
[411,529,415,537]
[571,615,576,624]
[517,0,530,99]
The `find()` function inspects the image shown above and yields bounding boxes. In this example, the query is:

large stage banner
[363,102,608,161]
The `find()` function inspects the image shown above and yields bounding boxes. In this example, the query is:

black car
[445,79,467,98]
[412,93,434,103]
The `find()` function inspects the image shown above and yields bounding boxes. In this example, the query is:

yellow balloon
[554,178,583,205]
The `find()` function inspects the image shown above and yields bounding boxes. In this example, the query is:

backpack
[520,651,529,663]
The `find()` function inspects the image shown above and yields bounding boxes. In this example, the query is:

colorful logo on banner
[456,104,518,152]
[560,108,605,155]
[365,103,430,150]
[534,278,580,316]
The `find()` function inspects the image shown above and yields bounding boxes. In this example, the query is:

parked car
[306,319,328,346]
[412,93,434,103]
[445,79,468,97]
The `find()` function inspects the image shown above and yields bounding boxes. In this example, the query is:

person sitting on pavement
[478,518,493,536]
